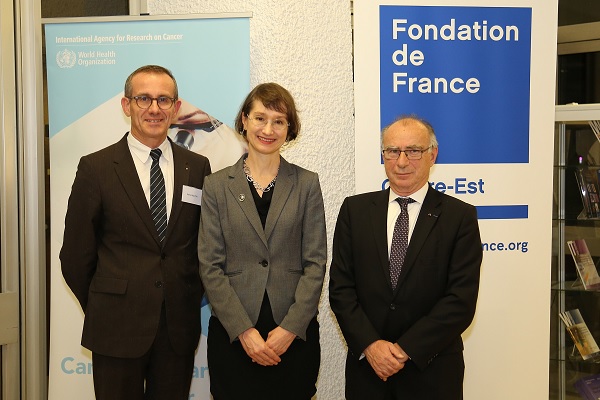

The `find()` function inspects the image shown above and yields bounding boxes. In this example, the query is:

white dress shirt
[127,134,174,222]
[386,183,429,258]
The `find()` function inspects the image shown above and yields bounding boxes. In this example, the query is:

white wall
[148,1,355,398]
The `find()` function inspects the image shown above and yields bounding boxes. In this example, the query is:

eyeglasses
[128,96,176,110]
[382,147,431,160]
[247,115,289,132]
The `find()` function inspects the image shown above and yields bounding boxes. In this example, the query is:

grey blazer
[199,155,326,342]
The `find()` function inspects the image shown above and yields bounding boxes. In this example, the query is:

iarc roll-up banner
[355,1,557,399]
[45,14,250,399]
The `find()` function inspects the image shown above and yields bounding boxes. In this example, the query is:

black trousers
[91,304,195,400]
[208,293,320,400]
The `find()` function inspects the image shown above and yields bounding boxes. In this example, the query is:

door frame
[0,0,21,397]
[1,0,47,399]
[17,0,48,397]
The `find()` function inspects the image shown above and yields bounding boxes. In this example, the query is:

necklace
[243,159,278,192]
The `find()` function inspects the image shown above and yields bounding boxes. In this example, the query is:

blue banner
[380,6,532,164]
[46,15,250,400]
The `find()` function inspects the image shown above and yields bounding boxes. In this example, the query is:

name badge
[182,185,202,206]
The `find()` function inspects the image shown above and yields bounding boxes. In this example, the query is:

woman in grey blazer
[198,83,327,400]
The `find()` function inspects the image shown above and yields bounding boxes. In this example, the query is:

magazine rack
[552,104,600,399]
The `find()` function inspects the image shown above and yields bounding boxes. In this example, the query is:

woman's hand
[266,326,296,356]
[239,328,281,366]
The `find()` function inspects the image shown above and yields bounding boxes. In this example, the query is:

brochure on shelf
[574,373,600,400]
[575,168,600,219]
[567,239,600,290]
[559,309,600,361]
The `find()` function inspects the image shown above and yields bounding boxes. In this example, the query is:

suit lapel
[369,189,394,289]
[227,157,268,247]
[396,187,442,288]
[112,134,161,246]
[264,157,293,240]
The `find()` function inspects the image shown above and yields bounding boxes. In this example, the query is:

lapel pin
[239,194,245,202]
[428,213,439,218]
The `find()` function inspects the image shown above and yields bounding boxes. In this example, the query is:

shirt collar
[127,133,172,164]
[388,182,428,205]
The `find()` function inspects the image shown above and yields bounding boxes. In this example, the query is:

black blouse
[247,180,274,229]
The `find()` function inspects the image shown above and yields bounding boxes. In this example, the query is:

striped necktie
[149,148,167,243]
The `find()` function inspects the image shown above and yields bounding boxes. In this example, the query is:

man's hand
[239,328,281,366]
[364,340,408,381]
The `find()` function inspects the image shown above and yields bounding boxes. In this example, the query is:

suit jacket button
[161,253,166,260]
[155,281,163,288]
[389,304,396,310]
[260,260,268,267]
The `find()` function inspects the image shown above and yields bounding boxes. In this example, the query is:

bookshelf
[552,104,600,399]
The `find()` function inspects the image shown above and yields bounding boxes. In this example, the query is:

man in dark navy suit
[330,115,482,400]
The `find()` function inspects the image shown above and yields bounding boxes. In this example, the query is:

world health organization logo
[56,49,76,68]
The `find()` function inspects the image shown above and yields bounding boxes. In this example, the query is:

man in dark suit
[60,65,211,400]
[329,115,482,400]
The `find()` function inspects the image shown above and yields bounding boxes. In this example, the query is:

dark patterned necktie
[389,197,415,289]
[149,148,167,243]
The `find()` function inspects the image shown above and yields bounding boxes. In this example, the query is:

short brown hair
[124,65,178,99]
[234,82,300,142]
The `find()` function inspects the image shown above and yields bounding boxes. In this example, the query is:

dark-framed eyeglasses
[128,95,176,110]
[382,147,431,160]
